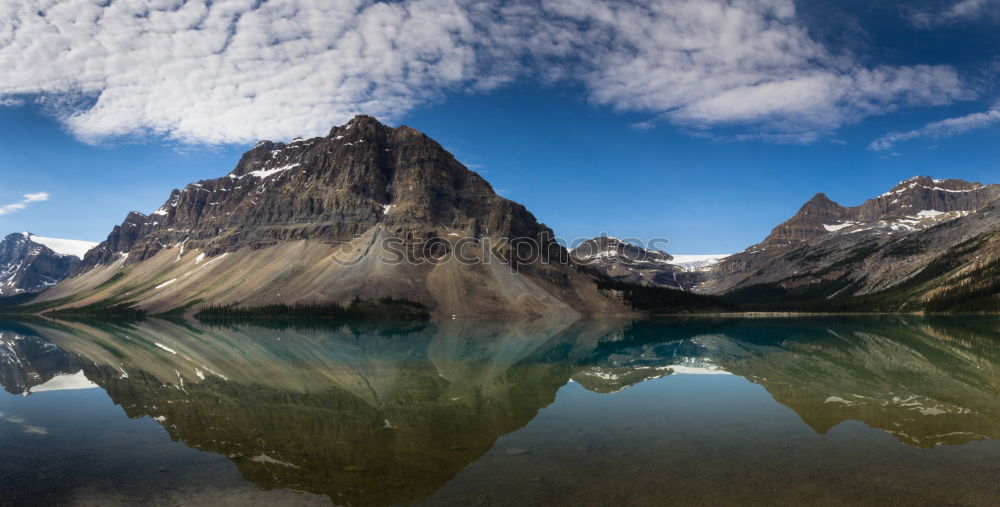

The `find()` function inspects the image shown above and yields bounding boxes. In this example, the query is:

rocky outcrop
[41,116,623,318]
[78,212,154,269]
[0,233,83,297]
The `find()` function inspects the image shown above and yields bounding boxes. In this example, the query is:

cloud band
[0,0,973,145]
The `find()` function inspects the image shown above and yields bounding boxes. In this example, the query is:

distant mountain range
[573,175,1000,312]
[698,176,1000,311]
[0,233,97,297]
[3,117,998,315]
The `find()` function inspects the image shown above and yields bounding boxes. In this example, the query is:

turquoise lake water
[2,316,1000,505]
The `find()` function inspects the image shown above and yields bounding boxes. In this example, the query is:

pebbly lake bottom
[2,316,1000,505]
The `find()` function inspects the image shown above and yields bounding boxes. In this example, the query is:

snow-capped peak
[28,234,99,259]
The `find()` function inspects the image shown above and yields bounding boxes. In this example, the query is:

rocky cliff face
[0,233,83,297]
[81,117,547,268]
[697,176,1000,311]
[42,116,622,317]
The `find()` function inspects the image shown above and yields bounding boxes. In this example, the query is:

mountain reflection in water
[2,316,1000,505]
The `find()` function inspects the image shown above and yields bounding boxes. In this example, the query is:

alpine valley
[3,117,999,317]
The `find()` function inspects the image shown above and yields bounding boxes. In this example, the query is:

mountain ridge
[694,176,1000,311]
[757,176,999,248]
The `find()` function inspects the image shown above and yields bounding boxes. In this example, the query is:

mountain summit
[0,232,95,297]
[39,116,623,317]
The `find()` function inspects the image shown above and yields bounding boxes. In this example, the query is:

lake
[2,316,1000,505]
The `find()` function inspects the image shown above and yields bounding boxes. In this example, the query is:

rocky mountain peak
[807,191,837,204]
[81,115,468,269]
[52,116,622,317]
[1,233,84,296]
[799,192,844,214]
[763,192,849,245]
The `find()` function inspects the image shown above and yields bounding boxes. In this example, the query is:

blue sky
[0,0,998,254]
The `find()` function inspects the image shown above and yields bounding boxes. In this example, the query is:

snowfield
[28,234,98,259]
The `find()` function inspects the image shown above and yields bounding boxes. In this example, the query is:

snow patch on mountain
[823,222,858,232]
[669,254,731,272]
[878,176,984,198]
[27,234,98,259]
[240,162,301,180]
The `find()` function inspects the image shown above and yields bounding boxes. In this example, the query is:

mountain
[571,236,727,290]
[756,176,996,247]
[571,236,681,289]
[696,176,1000,311]
[0,233,96,297]
[35,116,623,318]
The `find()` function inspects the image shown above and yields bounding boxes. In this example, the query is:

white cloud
[0,0,974,145]
[629,120,656,131]
[910,0,1000,27]
[869,105,1000,151]
[23,193,50,203]
[541,0,971,141]
[0,0,489,144]
[0,192,50,216]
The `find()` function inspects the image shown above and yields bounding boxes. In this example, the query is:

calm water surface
[2,316,1000,505]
